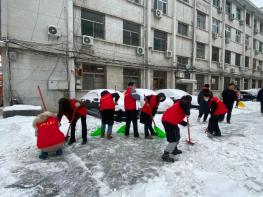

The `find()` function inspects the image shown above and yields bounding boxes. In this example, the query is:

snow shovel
[153,120,166,139]
[117,124,126,134]
[238,101,246,109]
[186,117,195,145]
[90,127,102,137]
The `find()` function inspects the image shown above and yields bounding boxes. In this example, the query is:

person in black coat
[197,84,211,122]
[257,88,263,114]
[221,83,237,123]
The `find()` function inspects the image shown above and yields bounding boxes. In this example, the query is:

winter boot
[161,151,174,163]
[39,152,48,160]
[55,149,63,156]
[68,139,76,145]
[172,147,182,155]
[107,134,113,140]
[145,135,153,140]
[81,141,87,145]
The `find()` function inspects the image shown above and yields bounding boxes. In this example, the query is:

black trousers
[208,115,221,136]
[224,105,233,123]
[261,101,263,113]
[125,110,139,137]
[144,123,155,137]
[70,116,87,142]
[162,121,180,143]
[198,112,209,122]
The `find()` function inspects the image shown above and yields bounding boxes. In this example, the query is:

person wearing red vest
[124,82,140,137]
[99,90,120,139]
[161,95,192,162]
[140,93,166,139]
[33,111,65,160]
[57,98,88,145]
[203,90,228,137]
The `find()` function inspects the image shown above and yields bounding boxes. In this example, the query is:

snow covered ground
[0,102,262,197]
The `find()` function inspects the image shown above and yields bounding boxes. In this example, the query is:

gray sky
[250,0,263,8]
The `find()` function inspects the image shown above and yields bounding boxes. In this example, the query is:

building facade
[1,0,263,110]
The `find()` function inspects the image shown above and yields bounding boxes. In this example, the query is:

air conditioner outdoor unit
[212,33,219,39]
[239,20,244,25]
[176,72,185,78]
[217,7,223,14]
[154,9,162,18]
[128,0,141,4]
[230,68,235,73]
[82,35,94,46]
[229,14,235,21]
[48,25,61,38]
[258,66,262,71]
[254,29,259,35]
[165,50,173,58]
[136,47,145,56]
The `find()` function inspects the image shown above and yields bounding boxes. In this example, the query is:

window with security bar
[123,68,141,88]
[123,20,140,46]
[154,30,167,51]
[82,65,105,90]
[154,0,167,14]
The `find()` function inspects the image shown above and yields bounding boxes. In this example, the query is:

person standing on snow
[203,90,228,137]
[99,90,120,139]
[221,83,237,124]
[140,93,166,139]
[197,84,211,123]
[161,95,192,163]
[57,98,88,145]
[257,87,263,115]
[124,82,140,138]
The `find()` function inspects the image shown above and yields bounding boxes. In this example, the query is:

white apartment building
[1,0,263,110]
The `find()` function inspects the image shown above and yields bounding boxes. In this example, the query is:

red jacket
[209,96,228,116]
[36,117,65,149]
[124,87,136,111]
[162,101,186,125]
[100,93,115,111]
[141,95,159,116]
[71,99,87,117]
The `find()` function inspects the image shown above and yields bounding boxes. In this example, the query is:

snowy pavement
[0,102,262,197]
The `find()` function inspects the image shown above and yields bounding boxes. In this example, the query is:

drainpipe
[171,0,177,88]
[145,0,151,89]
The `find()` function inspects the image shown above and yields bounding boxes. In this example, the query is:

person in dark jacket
[221,83,237,123]
[140,93,166,139]
[197,84,211,122]
[100,90,120,139]
[124,82,140,138]
[257,88,263,114]
[57,98,88,145]
[161,95,192,162]
[203,90,228,137]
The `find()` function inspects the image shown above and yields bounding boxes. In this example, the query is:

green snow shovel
[90,127,102,137]
[153,120,166,139]
[117,124,126,134]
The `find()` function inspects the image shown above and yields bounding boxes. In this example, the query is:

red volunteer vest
[36,117,65,149]
[141,95,159,116]
[162,101,186,125]
[209,96,228,116]
[71,99,87,116]
[124,87,136,111]
[100,93,115,111]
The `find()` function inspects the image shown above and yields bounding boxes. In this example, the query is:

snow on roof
[3,105,42,112]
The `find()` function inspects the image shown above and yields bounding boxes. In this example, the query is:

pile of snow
[3,105,42,112]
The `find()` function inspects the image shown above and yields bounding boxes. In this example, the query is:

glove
[180,121,188,127]
[75,102,81,108]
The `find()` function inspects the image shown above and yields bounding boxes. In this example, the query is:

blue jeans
[101,124,113,135]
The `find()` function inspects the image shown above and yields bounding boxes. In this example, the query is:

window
[154,0,167,14]
[197,11,206,30]
[260,23,263,33]
[258,80,262,88]
[196,75,205,90]
[178,22,188,36]
[253,59,257,70]
[82,65,105,90]
[246,13,250,26]
[225,1,232,15]
[212,47,220,62]
[196,42,205,59]
[254,19,258,30]
[235,53,241,66]
[225,25,231,38]
[81,9,105,39]
[235,30,241,43]
[211,76,219,90]
[123,20,140,46]
[253,39,257,50]
[225,50,231,64]
[153,71,167,90]
[245,35,249,47]
[123,69,140,88]
[260,42,263,53]
[244,79,249,90]
[224,77,231,89]
[154,30,167,51]
[177,56,189,68]
[236,8,241,20]
[252,80,256,89]
[245,56,249,68]
[212,18,220,33]
[213,0,220,8]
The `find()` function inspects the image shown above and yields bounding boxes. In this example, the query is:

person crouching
[203,90,228,137]
[33,111,65,160]
[161,95,192,162]
[100,90,120,139]
[140,93,166,139]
